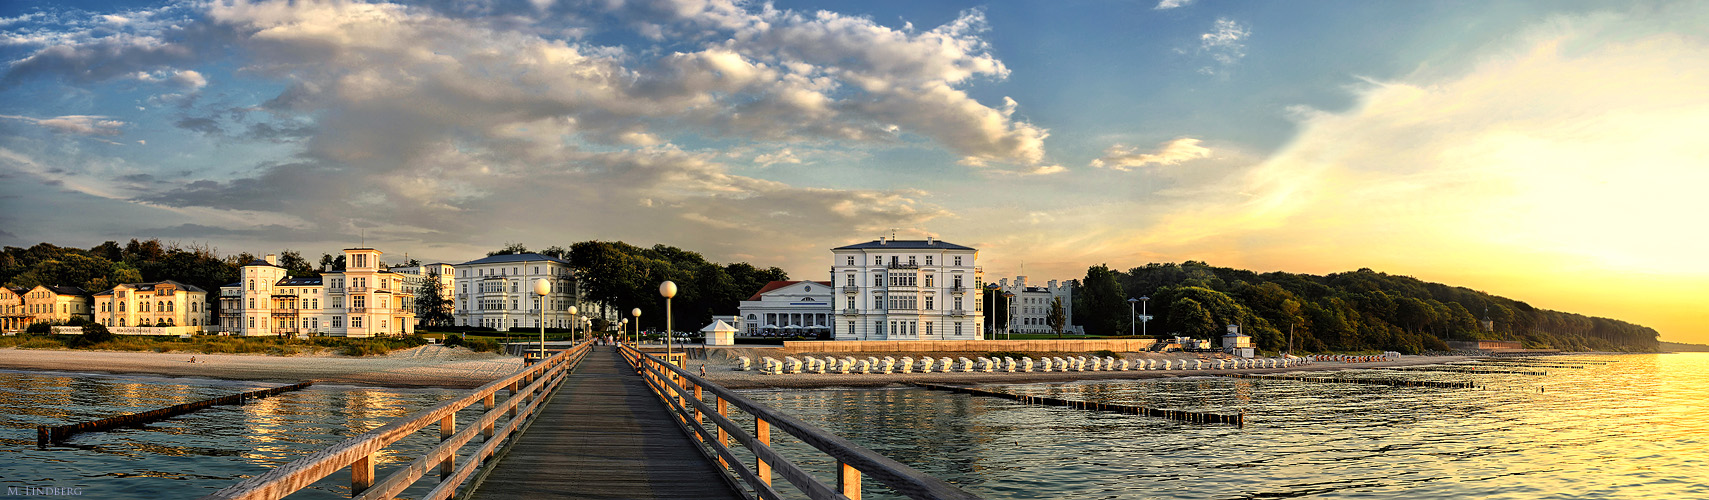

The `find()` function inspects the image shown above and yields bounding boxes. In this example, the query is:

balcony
[842,286,858,293]
[952,285,966,294]
[886,263,919,269]
[950,309,968,317]
[347,286,370,294]
[840,308,858,315]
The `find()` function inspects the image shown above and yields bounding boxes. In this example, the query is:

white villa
[830,237,984,341]
[92,280,210,331]
[218,248,416,337]
[451,253,578,331]
[737,280,834,337]
[995,276,1078,335]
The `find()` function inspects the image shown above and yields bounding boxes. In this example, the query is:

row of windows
[847,273,961,288]
[99,317,199,327]
[17,303,84,314]
[843,255,966,266]
[101,301,200,313]
[462,265,568,278]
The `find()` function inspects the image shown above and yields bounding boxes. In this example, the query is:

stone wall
[782,338,1157,353]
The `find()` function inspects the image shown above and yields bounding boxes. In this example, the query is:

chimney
[926,236,934,245]
[265,254,278,266]
[879,237,887,245]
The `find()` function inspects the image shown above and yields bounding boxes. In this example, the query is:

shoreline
[692,353,1480,389]
[0,345,524,389]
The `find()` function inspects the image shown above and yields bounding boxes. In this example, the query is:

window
[926,256,933,265]
[845,274,855,286]
[954,322,962,336]
[925,322,933,336]
[249,280,255,291]
[119,302,126,312]
[925,275,934,287]
[875,321,884,335]
[909,256,916,266]
[954,256,962,266]
[890,256,899,266]
[352,317,362,328]
[846,297,855,309]
[925,296,934,310]
[534,266,540,274]
[846,256,854,266]
[353,296,365,308]
[248,317,255,328]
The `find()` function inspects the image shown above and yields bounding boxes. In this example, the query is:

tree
[1048,296,1067,338]
[540,246,571,260]
[279,250,315,277]
[1079,264,1126,335]
[1170,297,1217,338]
[488,242,529,256]
[414,276,454,327]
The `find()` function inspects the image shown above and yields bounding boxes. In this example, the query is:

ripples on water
[736,354,1708,499]
[0,371,478,499]
[2,355,1703,499]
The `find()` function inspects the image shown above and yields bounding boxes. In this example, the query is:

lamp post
[631,307,642,346]
[1140,296,1150,337]
[567,305,578,344]
[984,284,998,340]
[659,281,677,363]
[1127,297,1138,337]
[618,318,627,345]
[1002,291,1014,340]
[533,278,550,360]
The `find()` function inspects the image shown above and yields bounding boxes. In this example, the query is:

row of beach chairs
[735,355,1310,375]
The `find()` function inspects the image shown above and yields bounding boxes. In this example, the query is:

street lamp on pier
[533,278,550,360]
[631,307,642,345]
[567,305,579,344]
[659,281,677,363]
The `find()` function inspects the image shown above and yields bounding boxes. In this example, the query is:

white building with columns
[830,237,984,341]
[451,253,578,331]
[737,280,834,337]
[219,248,416,337]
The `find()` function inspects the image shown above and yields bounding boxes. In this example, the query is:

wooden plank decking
[470,346,742,500]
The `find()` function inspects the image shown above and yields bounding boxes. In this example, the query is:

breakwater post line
[1221,373,1480,389]
[913,383,1244,427]
[1388,366,1548,376]
[37,381,313,448]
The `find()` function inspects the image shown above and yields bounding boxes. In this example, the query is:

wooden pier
[467,347,741,500]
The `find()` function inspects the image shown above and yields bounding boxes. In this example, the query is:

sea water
[3,354,1705,499]
[737,353,1708,499]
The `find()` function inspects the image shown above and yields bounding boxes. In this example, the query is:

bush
[1091,349,1118,358]
[464,338,500,353]
[81,323,114,344]
[442,334,466,347]
[25,322,53,334]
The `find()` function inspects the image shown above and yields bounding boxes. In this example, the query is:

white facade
[221,248,416,337]
[829,237,984,341]
[996,276,1078,335]
[737,280,834,337]
[452,253,578,331]
[390,263,454,327]
[93,281,210,331]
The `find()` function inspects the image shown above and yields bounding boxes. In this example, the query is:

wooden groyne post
[1222,373,1479,389]
[38,381,313,448]
[914,383,1244,427]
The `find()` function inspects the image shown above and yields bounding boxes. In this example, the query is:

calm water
[0,371,479,499]
[2,354,1705,499]
[737,353,1708,499]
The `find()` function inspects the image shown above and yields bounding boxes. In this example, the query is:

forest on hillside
[1074,261,1660,354]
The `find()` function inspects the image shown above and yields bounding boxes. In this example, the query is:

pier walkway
[469,346,741,499]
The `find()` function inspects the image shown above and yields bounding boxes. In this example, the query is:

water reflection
[739,354,1709,499]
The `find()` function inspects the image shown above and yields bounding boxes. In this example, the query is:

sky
[1,0,1705,343]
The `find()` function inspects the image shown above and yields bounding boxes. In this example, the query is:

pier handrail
[620,344,980,500]
[199,341,591,500]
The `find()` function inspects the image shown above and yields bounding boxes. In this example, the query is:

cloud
[1,114,126,136]
[1198,18,1249,74]
[1090,138,1211,170]
[754,149,803,166]
[1155,0,1196,10]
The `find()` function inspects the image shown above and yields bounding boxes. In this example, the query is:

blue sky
[2,0,1705,342]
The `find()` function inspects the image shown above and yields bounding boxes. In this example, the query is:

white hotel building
[831,237,984,341]
[219,248,416,337]
[451,253,578,331]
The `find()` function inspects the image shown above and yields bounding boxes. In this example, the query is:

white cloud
[1,114,126,135]
[1198,18,1249,74]
[753,149,803,166]
[1090,138,1211,170]
[1155,0,1195,10]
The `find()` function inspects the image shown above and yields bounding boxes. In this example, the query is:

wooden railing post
[351,453,375,497]
[715,397,730,469]
[838,461,862,500]
[439,414,456,479]
[482,393,496,441]
[756,418,772,486]
[692,384,705,442]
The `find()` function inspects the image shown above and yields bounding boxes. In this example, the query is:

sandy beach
[0,345,524,389]
[680,347,1474,389]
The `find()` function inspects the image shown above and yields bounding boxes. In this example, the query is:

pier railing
[198,341,591,500]
[620,344,980,500]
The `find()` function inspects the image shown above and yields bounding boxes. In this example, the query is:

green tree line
[1075,261,1659,354]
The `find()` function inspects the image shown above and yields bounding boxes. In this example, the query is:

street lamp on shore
[1002,291,1014,340]
[533,278,550,360]
[1140,296,1150,337]
[1128,297,1139,337]
[659,281,677,363]
[985,284,999,340]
